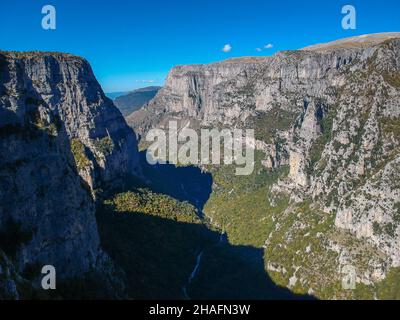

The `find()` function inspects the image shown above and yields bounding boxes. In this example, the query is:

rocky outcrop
[0,52,140,298]
[127,33,400,294]
[127,58,266,134]
[1,52,141,191]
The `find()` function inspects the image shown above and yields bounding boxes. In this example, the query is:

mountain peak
[301,32,400,52]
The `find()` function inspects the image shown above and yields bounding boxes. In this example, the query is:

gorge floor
[95,152,314,299]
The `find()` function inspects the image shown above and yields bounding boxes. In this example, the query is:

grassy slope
[204,154,290,247]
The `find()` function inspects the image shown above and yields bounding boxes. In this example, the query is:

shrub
[104,189,200,224]
[372,221,382,236]
[383,71,400,88]
[70,139,91,170]
[94,136,114,155]
[252,108,298,144]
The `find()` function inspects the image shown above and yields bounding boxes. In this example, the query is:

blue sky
[1,0,400,92]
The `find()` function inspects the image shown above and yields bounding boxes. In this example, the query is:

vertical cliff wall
[0,52,140,298]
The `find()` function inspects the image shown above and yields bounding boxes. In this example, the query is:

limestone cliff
[0,52,140,298]
[128,33,400,298]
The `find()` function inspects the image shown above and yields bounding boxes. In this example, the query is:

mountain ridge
[301,32,400,52]
[114,86,161,116]
[1,33,400,299]
[127,34,400,299]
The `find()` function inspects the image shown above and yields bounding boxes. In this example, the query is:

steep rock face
[1,52,141,192]
[0,52,140,297]
[127,33,400,295]
[127,59,267,133]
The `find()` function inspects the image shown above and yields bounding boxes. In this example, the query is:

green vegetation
[365,116,400,179]
[251,108,298,144]
[104,189,200,224]
[372,221,396,238]
[0,50,82,61]
[0,109,60,142]
[383,71,400,88]
[263,200,342,298]
[70,138,91,170]
[380,116,400,138]
[375,267,400,299]
[97,188,217,299]
[98,182,305,299]
[373,221,383,236]
[204,150,289,247]
[384,223,396,238]
[393,203,400,223]
[94,136,114,155]
[306,107,335,175]
[263,200,391,299]
[27,109,58,137]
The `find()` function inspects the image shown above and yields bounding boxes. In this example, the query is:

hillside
[114,86,161,116]
[127,33,400,299]
[1,33,400,300]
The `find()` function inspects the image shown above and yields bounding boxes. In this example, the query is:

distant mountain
[105,91,128,100]
[114,86,161,116]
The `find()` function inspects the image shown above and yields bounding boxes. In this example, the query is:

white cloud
[222,44,232,53]
[256,43,274,52]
